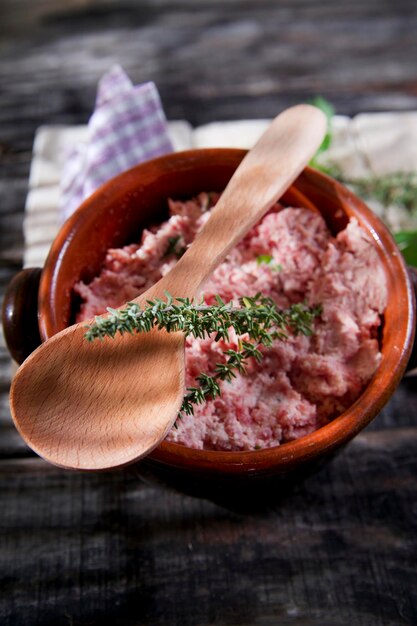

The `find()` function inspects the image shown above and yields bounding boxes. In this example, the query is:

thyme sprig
[85,294,321,420]
[256,254,282,272]
[163,235,187,259]
[180,338,264,420]
[85,293,320,344]
[343,171,417,215]
[310,97,417,266]
[315,163,417,215]
[310,97,417,214]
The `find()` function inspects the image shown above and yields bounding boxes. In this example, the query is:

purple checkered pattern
[60,65,173,221]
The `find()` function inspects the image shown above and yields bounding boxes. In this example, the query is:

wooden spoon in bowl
[10,104,326,470]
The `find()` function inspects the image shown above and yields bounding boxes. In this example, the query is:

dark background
[1,1,417,624]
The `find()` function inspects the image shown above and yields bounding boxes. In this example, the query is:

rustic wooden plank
[1,0,417,138]
[371,378,417,430]
[0,3,417,624]
[0,429,416,625]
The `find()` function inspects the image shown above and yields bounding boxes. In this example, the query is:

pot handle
[2,268,42,364]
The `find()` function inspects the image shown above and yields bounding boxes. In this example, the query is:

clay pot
[3,149,415,503]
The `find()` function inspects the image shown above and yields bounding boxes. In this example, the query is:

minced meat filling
[75,193,387,451]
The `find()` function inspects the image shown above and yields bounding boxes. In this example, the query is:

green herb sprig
[309,96,335,170]
[309,96,417,215]
[345,172,417,214]
[256,254,282,272]
[85,293,320,344]
[180,339,264,420]
[85,294,321,420]
[163,236,187,259]
[320,167,417,266]
[317,165,417,217]
[310,97,417,266]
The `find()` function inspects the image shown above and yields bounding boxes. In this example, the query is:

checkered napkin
[60,65,173,221]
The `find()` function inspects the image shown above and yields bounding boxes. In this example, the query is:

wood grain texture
[1,0,417,624]
[0,430,416,626]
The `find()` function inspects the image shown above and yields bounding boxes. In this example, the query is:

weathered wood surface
[1,1,417,624]
[1,431,417,626]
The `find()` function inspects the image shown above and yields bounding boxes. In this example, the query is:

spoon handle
[156,104,327,298]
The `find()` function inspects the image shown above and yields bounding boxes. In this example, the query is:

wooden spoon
[10,104,326,470]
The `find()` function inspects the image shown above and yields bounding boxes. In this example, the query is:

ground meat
[75,192,387,451]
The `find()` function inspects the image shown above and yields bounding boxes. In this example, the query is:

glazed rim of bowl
[38,149,415,475]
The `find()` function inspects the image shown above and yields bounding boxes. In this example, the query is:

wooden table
[1,2,417,624]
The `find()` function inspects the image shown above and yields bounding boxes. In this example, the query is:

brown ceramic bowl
[3,149,416,503]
